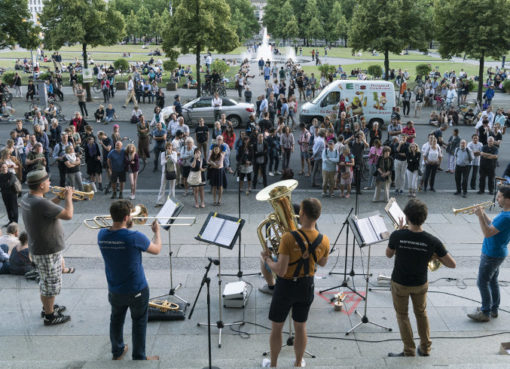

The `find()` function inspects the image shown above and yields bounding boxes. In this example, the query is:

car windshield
[222,98,236,106]
[311,88,330,104]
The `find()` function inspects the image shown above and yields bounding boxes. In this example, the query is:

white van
[299,80,396,127]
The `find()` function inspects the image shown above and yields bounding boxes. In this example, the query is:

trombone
[83,204,196,229]
[50,186,94,201]
[452,201,494,215]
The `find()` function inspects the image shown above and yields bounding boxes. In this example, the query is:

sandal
[200,203,205,208]
[62,267,75,274]
[194,204,199,209]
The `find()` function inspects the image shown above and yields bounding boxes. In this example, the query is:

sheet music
[200,216,225,243]
[214,220,240,247]
[356,217,379,244]
[157,198,178,225]
[388,201,407,227]
[369,215,390,240]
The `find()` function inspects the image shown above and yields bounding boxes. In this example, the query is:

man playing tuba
[261,198,329,368]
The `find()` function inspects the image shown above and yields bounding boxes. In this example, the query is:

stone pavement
[2,200,510,368]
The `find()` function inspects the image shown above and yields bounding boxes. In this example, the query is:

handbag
[165,170,176,180]
[187,170,202,186]
[12,174,22,194]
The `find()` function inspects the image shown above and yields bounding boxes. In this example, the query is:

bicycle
[1,87,12,103]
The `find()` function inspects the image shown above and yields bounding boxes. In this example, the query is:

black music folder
[195,212,245,250]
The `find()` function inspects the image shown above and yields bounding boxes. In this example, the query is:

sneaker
[268,172,274,177]
[118,193,123,199]
[258,284,274,295]
[467,310,490,322]
[477,191,484,194]
[417,347,429,357]
[130,194,135,200]
[477,307,498,318]
[262,358,271,367]
[276,171,282,175]
[113,344,128,360]
[454,192,461,195]
[296,359,306,367]
[110,192,117,199]
[44,312,71,326]
[40,304,66,318]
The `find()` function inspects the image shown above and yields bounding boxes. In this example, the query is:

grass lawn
[302,61,480,80]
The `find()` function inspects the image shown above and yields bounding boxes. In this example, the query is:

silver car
[161,96,255,128]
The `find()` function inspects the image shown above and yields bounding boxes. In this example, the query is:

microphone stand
[223,167,260,278]
[189,258,220,369]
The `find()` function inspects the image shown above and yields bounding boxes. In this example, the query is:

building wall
[28,0,44,22]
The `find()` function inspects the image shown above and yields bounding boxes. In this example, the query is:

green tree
[0,0,41,50]
[125,10,140,43]
[136,5,151,41]
[329,1,348,46]
[349,0,429,80]
[282,16,299,44]
[306,17,324,44]
[226,0,260,42]
[162,0,239,97]
[435,0,510,103]
[110,0,139,15]
[40,0,125,100]
[302,0,320,45]
[263,0,286,39]
[144,0,168,15]
[150,11,163,43]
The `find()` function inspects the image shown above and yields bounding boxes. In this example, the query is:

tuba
[256,180,299,258]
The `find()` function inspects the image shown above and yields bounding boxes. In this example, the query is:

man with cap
[21,170,73,325]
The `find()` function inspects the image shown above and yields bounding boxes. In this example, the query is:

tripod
[223,171,260,279]
[346,243,392,335]
[319,208,365,299]
[197,246,244,348]
[189,258,220,369]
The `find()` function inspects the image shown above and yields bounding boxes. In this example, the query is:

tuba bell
[256,180,299,258]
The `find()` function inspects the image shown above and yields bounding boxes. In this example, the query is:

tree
[125,10,139,43]
[349,0,429,80]
[136,5,151,41]
[110,0,139,16]
[226,0,260,42]
[302,0,321,45]
[263,0,286,39]
[150,12,163,44]
[306,17,324,44]
[0,0,41,50]
[435,0,510,103]
[282,16,299,44]
[162,0,239,97]
[40,0,125,101]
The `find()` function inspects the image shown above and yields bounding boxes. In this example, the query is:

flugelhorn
[83,203,196,229]
[452,201,494,215]
[50,186,94,201]
[256,179,299,258]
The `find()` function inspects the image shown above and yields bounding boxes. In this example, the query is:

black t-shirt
[195,125,209,143]
[389,229,447,286]
[15,128,30,140]
[396,142,409,161]
[480,145,498,169]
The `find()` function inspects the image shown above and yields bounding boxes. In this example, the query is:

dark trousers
[282,148,291,169]
[103,89,110,103]
[153,148,164,171]
[58,161,66,187]
[423,164,438,190]
[479,165,495,193]
[402,101,410,115]
[2,191,18,224]
[253,162,267,189]
[78,101,88,116]
[470,165,479,190]
[108,286,149,360]
[269,150,279,172]
[455,165,470,194]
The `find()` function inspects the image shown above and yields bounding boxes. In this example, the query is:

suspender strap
[288,230,324,278]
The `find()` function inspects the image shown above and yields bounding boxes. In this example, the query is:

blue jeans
[477,254,505,315]
[108,286,149,360]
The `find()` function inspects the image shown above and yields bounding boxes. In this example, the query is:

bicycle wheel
[5,92,12,103]
[92,83,101,93]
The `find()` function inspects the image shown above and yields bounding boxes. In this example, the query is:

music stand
[195,212,246,347]
[345,214,393,335]
[319,208,364,300]
[156,197,190,305]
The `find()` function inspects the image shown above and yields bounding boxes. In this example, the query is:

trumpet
[83,204,196,229]
[452,201,494,215]
[50,186,94,201]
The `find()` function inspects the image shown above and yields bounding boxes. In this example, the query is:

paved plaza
[1,54,510,368]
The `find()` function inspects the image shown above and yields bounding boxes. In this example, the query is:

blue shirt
[107,149,125,172]
[482,211,510,258]
[98,228,150,294]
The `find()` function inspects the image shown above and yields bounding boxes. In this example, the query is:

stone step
[3,356,510,369]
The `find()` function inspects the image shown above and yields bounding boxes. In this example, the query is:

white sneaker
[130,194,135,200]
[268,172,274,177]
[295,359,305,367]
[262,358,271,367]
